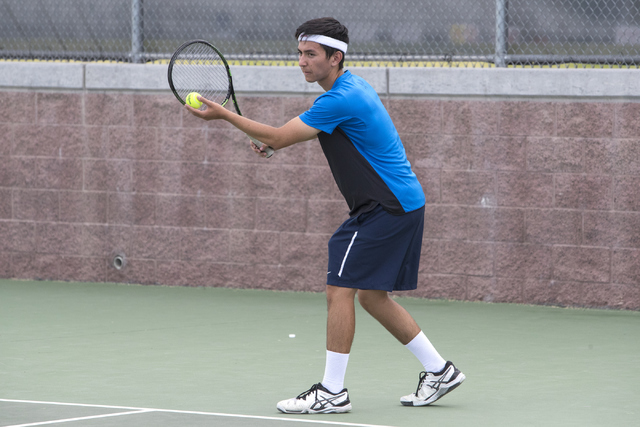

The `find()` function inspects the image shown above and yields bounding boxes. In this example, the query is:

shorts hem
[326,279,418,292]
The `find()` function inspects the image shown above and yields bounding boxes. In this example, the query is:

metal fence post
[495,0,508,67]
[131,0,144,63]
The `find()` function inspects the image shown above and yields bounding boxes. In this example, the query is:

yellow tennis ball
[186,92,203,109]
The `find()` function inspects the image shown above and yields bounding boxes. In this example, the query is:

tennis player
[186,17,465,414]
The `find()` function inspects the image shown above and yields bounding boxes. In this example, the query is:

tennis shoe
[277,383,352,414]
[400,361,465,406]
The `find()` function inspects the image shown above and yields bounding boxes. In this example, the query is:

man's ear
[331,50,344,66]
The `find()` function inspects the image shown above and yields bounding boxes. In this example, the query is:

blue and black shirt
[299,70,425,217]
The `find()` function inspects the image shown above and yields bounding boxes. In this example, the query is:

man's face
[297,41,335,83]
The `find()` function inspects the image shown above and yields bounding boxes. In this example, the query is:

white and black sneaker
[400,361,465,406]
[277,383,352,414]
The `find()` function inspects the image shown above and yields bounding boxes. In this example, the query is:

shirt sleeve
[299,92,350,135]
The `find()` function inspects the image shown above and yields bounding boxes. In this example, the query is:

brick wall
[0,88,639,310]
[394,99,640,310]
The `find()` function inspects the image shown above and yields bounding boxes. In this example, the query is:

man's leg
[326,285,357,353]
[321,285,356,393]
[358,289,446,371]
[357,289,421,345]
[276,285,355,414]
[357,289,465,406]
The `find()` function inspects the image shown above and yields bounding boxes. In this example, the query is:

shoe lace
[415,371,429,395]
[297,383,320,400]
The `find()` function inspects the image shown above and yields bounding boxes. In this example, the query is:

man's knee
[357,289,387,312]
[326,285,357,306]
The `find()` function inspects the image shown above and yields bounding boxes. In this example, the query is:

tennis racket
[167,40,275,158]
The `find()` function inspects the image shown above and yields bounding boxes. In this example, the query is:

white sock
[321,350,350,394]
[405,331,446,373]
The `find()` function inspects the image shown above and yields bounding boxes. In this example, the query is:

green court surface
[1,279,638,427]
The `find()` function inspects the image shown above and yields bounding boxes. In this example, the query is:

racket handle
[248,135,275,158]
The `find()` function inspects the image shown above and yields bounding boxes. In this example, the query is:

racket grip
[248,135,275,158]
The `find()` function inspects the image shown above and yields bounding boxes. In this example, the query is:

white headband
[298,33,348,53]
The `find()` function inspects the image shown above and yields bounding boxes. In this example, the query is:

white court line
[0,398,398,427]
[4,409,153,427]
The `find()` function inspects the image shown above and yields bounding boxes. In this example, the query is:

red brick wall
[1,90,639,309]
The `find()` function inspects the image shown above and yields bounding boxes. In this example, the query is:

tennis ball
[186,92,203,109]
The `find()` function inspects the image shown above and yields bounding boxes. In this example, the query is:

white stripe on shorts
[338,231,358,277]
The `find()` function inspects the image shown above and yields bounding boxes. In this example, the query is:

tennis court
[1,279,638,427]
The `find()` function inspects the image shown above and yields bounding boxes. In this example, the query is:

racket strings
[171,42,230,105]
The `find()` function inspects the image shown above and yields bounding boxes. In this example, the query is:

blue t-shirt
[299,70,425,216]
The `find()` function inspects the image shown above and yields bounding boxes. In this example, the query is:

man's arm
[186,96,319,152]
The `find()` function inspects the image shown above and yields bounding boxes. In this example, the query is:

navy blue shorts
[326,205,425,292]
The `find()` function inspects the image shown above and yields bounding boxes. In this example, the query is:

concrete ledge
[82,63,386,95]
[0,62,84,89]
[1,61,639,99]
[389,68,640,98]
[85,63,168,91]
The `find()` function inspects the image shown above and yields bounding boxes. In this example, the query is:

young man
[186,17,465,414]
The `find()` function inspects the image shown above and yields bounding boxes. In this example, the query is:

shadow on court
[1,279,638,427]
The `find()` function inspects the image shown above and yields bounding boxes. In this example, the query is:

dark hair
[295,17,349,69]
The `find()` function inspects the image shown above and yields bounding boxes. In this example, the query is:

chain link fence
[1,0,639,67]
